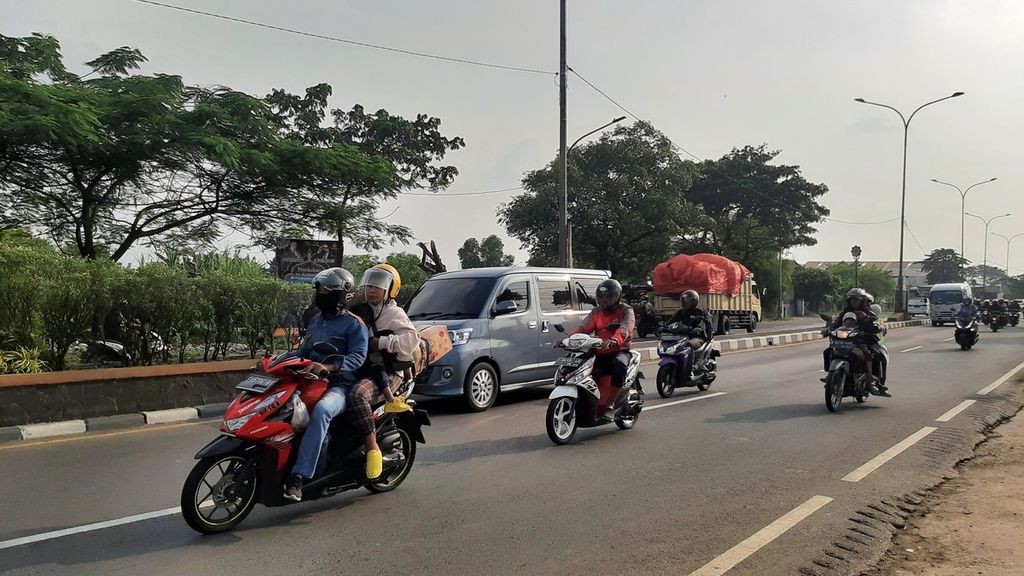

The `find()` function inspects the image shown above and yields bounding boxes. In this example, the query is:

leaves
[459,235,514,269]
[920,248,969,284]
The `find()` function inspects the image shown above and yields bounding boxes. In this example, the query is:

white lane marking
[0,506,182,550]
[687,495,833,576]
[645,392,727,411]
[942,337,955,342]
[936,400,977,422]
[978,360,1024,395]
[900,346,923,353]
[842,426,937,483]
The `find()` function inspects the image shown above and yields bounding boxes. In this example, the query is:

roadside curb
[2,402,226,443]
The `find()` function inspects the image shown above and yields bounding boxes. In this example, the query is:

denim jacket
[298,310,368,387]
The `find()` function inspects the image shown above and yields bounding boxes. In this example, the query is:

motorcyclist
[824,288,887,396]
[348,264,417,480]
[664,289,713,378]
[1009,299,1022,314]
[573,278,635,418]
[957,296,979,319]
[284,268,368,502]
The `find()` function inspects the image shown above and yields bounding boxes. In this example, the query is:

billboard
[275,239,339,284]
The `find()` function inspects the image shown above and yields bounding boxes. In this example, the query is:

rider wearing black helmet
[284,267,369,502]
[665,290,713,378]
[573,278,636,418]
[825,287,888,397]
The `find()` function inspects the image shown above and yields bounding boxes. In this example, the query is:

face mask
[315,291,342,315]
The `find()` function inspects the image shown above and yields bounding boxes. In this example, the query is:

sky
[3,0,1024,275]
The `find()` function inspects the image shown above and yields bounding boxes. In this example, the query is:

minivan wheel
[464,363,498,412]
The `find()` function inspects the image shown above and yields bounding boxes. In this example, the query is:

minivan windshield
[406,277,497,320]
[931,290,965,305]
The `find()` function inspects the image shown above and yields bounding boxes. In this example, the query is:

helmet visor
[361,268,393,292]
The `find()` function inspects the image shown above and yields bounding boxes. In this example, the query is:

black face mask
[315,291,343,315]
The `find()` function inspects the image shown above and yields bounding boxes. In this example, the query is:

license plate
[236,374,280,393]
[557,357,582,368]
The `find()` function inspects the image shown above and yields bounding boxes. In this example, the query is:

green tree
[458,235,514,269]
[965,264,1006,287]
[792,266,838,312]
[1,34,394,261]
[920,248,968,284]
[826,264,896,310]
[500,121,700,281]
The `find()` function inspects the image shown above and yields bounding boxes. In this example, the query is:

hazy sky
[4,0,1023,274]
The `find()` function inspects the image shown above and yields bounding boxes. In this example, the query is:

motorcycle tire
[365,428,417,494]
[546,397,577,445]
[961,343,971,350]
[992,325,1000,333]
[696,369,716,391]
[615,383,643,430]
[825,370,844,413]
[656,365,675,398]
[181,455,257,534]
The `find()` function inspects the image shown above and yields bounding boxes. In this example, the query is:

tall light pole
[566,116,627,267]
[930,178,997,268]
[851,245,862,286]
[854,92,964,314]
[991,231,1024,280]
[558,0,568,267]
[966,212,1011,288]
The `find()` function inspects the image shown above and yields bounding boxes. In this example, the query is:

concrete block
[143,407,199,424]
[0,426,24,442]
[86,413,146,432]
[19,420,87,439]
[196,403,232,419]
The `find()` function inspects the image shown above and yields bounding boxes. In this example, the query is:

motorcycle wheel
[546,397,577,445]
[697,366,716,391]
[615,383,643,430]
[961,343,971,350]
[181,455,257,534]
[825,370,844,412]
[656,365,675,398]
[366,428,416,493]
[992,325,1000,333]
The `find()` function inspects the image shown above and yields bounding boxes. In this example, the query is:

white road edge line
[645,392,727,411]
[935,399,977,422]
[942,337,955,342]
[842,426,937,483]
[0,506,182,551]
[687,495,833,576]
[977,360,1024,395]
[900,346,923,353]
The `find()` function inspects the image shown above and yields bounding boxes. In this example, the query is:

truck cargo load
[652,254,751,297]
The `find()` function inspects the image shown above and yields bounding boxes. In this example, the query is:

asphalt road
[635,317,823,346]
[1,325,1022,576]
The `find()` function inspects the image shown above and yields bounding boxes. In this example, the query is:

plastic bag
[290,393,310,431]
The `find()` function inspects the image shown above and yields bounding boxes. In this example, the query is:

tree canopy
[920,248,968,284]
[458,235,514,269]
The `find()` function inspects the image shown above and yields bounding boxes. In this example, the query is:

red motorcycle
[181,351,430,534]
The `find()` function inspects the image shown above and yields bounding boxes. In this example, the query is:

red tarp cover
[652,254,750,297]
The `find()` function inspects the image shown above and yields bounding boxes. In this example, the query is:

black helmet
[983,299,991,307]
[595,279,622,310]
[680,290,699,309]
[845,288,871,308]
[964,297,973,306]
[313,267,355,297]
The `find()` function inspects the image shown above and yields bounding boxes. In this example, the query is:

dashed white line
[977,360,1024,395]
[942,337,955,342]
[936,400,977,422]
[842,426,937,483]
[687,495,833,576]
[900,346,923,353]
[645,392,727,411]
[0,506,182,550]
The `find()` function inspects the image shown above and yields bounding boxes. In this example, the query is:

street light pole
[854,92,964,314]
[851,245,862,286]
[558,0,568,267]
[966,212,1011,288]
[566,116,627,267]
[991,231,1024,279]
[930,178,997,275]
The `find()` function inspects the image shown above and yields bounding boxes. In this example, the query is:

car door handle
[541,320,550,333]
[528,321,538,329]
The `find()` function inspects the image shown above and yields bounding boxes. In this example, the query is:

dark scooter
[655,319,719,398]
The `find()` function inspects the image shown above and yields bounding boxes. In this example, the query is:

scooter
[954,314,979,350]
[990,311,1007,332]
[819,314,888,412]
[545,324,644,445]
[181,347,430,534]
[655,319,719,398]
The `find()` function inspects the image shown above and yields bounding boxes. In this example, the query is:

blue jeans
[292,386,347,479]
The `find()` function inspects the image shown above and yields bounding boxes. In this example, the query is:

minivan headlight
[448,328,473,346]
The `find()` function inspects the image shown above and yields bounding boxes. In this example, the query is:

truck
[929,282,973,326]
[652,276,763,335]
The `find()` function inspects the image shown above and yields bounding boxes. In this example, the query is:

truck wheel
[720,315,731,335]
[746,314,757,333]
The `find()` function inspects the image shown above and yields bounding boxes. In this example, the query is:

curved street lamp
[854,92,965,312]
[930,177,997,264]
[966,212,1011,287]
[991,231,1024,279]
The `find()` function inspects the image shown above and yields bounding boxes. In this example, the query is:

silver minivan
[405,267,611,411]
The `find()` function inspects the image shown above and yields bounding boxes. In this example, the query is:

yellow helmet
[366,263,402,299]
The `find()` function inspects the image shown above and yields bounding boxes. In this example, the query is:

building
[801,260,928,289]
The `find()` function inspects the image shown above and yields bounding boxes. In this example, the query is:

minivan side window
[572,277,603,310]
[537,279,573,313]
[494,279,530,313]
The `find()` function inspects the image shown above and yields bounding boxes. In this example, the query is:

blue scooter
[655,319,719,398]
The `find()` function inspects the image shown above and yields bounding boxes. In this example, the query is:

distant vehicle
[907,296,930,317]
[929,283,973,326]
[653,276,763,335]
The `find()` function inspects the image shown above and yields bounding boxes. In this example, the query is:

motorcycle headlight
[224,414,254,432]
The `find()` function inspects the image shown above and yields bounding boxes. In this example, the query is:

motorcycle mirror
[819,313,832,322]
[553,324,566,333]
[607,323,621,331]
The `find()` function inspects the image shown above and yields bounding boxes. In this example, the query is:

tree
[500,121,700,281]
[965,264,1006,287]
[458,235,514,269]
[826,264,896,310]
[1,34,395,261]
[920,248,968,284]
[792,267,838,312]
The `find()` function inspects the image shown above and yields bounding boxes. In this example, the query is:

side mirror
[553,324,566,333]
[494,300,518,316]
[312,341,339,355]
[819,313,832,322]
[607,323,621,331]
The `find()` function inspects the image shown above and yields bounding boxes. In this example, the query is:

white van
[907,296,930,317]
[929,283,972,326]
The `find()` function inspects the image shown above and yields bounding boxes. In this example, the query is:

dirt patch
[863,410,1024,575]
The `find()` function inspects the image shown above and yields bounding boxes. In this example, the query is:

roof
[430,266,611,280]
[802,261,926,274]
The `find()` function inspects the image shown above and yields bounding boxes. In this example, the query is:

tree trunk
[334,226,346,267]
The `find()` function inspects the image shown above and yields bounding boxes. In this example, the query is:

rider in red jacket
[574,279,635,417]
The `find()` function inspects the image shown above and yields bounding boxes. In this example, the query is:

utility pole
[778,249,784,318]
[851,245,862,286]
[557,0,569,267]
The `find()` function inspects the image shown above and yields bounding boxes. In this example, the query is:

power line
[400,186,523,197]
[903,220,928,255]
[568,66,902,228]
[130,0,556,76]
